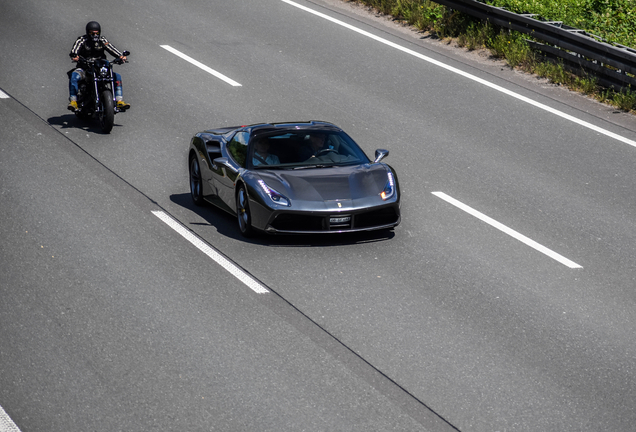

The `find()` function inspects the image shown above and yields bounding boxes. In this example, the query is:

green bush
[489,0,636,48]
[613,87,636,111]
[355,0,634,49]
[353,0,635,111]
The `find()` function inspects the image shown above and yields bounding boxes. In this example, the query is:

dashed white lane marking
[433,192,583,269]
[0,90,10,99]
[152,211,269,294]
[282,0,636,150]
[0,405,21,432]
[160,45,242,87]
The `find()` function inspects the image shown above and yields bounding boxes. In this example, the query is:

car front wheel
[189,156,204,206]
[236,185,255,237]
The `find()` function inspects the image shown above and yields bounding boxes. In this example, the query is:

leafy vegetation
[491,0,636,48]
[350,0,636,112]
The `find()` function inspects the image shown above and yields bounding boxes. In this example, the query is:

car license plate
[330,216,351,223]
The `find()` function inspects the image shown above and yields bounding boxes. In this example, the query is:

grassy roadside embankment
[351,0,636,112]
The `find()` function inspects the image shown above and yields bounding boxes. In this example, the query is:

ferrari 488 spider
[188,121,400,236]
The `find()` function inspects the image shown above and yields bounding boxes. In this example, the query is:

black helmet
[86,21,101,35]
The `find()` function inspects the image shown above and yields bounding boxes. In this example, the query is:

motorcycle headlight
[258,180,291,207]
[99,66,109,77]
[380,172,395,200]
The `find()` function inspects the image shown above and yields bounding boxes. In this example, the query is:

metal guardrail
[432,0,636,91]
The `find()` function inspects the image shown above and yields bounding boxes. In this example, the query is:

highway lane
[0,99,444,430]
[2,0,636,430]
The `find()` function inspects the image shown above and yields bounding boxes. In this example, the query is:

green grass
[355,0,636,47]
[488,0,636,48]
[351,0,636,112]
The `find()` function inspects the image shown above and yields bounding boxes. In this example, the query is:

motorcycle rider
[68,21,130,112]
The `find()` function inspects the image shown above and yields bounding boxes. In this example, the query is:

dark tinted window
[249,130,370,168]
[227,131,248,168]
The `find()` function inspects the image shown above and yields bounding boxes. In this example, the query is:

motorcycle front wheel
[99,89,115,133]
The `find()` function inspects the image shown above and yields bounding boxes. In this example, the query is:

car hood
[255,164,390,205]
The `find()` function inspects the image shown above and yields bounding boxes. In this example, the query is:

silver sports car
[188,121,400,236]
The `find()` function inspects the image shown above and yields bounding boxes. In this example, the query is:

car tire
[236,185,255,237]
[189,156,204,206]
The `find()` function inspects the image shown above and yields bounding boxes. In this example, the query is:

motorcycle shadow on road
[170,193,395,247]
[47,113,121,134]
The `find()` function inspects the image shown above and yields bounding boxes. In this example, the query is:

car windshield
[247,130,370,169]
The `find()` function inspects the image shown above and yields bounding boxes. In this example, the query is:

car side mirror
[213,157,228,170]
[213,157,238,174]
[374,149,389,163]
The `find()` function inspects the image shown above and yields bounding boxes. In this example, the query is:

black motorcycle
[70,51,130,133]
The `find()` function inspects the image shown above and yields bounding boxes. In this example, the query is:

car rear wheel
[236,185,255,237]
[189,156,204,206]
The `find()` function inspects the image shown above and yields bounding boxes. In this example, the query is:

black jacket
[70,34,123,63]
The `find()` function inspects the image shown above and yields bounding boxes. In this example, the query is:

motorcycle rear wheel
[99,89,115,133]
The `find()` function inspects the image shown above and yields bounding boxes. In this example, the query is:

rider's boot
[116,99,130,110]
[68,99,78,112]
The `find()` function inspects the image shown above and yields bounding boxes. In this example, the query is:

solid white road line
[432,192,583,269]
[160,45,242,87]
[0,406,21,432]
[152,211,269,294]
[281,0,636,150]
[0,90,10,99]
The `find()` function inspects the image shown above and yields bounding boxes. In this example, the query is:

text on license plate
[330,216,351,223]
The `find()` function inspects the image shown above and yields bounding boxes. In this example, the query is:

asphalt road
[2,0,636,431]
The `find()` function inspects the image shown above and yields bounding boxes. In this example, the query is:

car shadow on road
[47,113,122,134]
[170,192,244,240]
[170,193,395,247]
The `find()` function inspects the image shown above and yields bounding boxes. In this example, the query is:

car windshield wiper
[292,164,335,170]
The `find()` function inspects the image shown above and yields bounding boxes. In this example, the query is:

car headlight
[380,172,395,200]
[258,180,291,206]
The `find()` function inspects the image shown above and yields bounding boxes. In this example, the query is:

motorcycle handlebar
[71,52,130,65]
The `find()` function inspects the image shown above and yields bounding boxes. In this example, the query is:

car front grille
[354,207,399,228]
[269,206,399,232]
[270,213,325,231]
